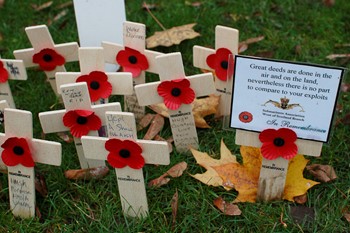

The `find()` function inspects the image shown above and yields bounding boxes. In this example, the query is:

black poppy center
[243,115,249,120]
[220,60,228,69]
[273,137,285,147]
[77,116,88,125]
[119,149,131,158]
[128,55,138,64]
[90,81,100,90]
[43,54,53,62]
[13,146,24,156]
[171,88,181,97]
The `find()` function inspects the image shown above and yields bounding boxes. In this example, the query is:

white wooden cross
[135,52,215,152]
[0,57,28,108]
[0,108,61,218]
[0,100,10,172]
[193,25,239,116]
[102,21,163,120]
[81,112,170,218]
[13,25,79,95]
[39,82,121,169]
[236,130,323,201]
[55,47,133,105]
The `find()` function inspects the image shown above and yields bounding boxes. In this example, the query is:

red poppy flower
[259,128,298,160]
[76,71,112,102]
[63,110,102,138]
[32,48,65,71]
[105,138,145,169]
[1,137,34,167]
[116,47,149,78]
[239,111,253,123]
[0,61,9,83]
[206,48,233,81]
[157,78,195,110]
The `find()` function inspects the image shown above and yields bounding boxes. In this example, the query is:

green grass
[1,0,350,232]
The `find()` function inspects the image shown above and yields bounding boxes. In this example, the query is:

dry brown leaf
[306,164,337,182]
[146,23,200,48]
[143,114,164,140]
[48,9,68,26]
[35,173,48,197]
[293,193,308,204]
[32,1,53,11]
[343,209,350,222]
[148,161,187,187]
[65,166,109,180]
[142,2,158,10]
[190,139,237,190]
[57,132,74,143]
[56,1,73,9]
[323,0,335,6]
[137,113,156,131]
[149,95,220,128]
[341,83,350,92]
[0,0,4,8]
[192,141,318,202]
[213,197,242,216]
[238,36,264,53]
[171,189,179,229]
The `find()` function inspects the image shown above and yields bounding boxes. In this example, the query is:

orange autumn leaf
[192,140,319,203]
[149,94,220,128]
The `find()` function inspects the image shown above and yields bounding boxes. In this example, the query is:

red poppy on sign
[0,61,9,83]
[157,78,195,110]
[116,47,149,78]
[239,111,253,123]
[206,48,233,81]
[63,110,101,138]
[259,128,298,160]
[105,138,145,169]
[1,137,35,167]
[76,71,112,102]
[32,48,65,71]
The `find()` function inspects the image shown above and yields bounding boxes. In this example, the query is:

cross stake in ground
[102,21,163,120]
[135,52,215,152]
[193,25,239,116]
[56,47,133,105]
[39,82,121,169]
[13,25,79,95]
[235,129,323,201]
[0,57,28,108]
[81,112,170,218]
[0,108,61,218]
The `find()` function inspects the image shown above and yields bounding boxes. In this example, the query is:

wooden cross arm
[81,136,170,165]
[135,73,215,106]
[13,42,79,68]
[31,139,61,166]
[0,59,27,80]
[193,46,215,70]
[39,110,67,134]
[91,103,121,125]
[215,25,239,53]
[55,72,81,94]
[102,41,162,74]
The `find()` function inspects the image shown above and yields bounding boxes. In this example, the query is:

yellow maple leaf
[191,141,319,202]
[190,139,237,190]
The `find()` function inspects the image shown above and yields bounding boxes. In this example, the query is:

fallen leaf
[254,50,275,58]
[137,113,156,131]
[48,9,68,26]
[56,1,73,9]
[341,83,350,92]
[294,45,302,55]
[143,114,164,140]
[185,1,202,7]
[149,95,220,128]
[57,132,74,143]
[343,208,350,222]
[323,0,335,6]
[146,23,200,48]
[192,141,319,202]
[35,173,48,197]
[337,113,350,126]
[326,54,350,60]
[306,164,337,182]
[190,139,237,190]
[238,36,264,53]
[148,161,187,187]
[171,189,179,229]
[0,0,4,8]
[32,1,53,11]
[293,193,307,204]
[213,196,242,216]
[283,155,319,201]
[65,166,109,180]
[290,206,315,224]
[142,2,158,10]
[35,205,42,219]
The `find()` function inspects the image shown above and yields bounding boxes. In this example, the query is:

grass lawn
[0,0,350,232]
